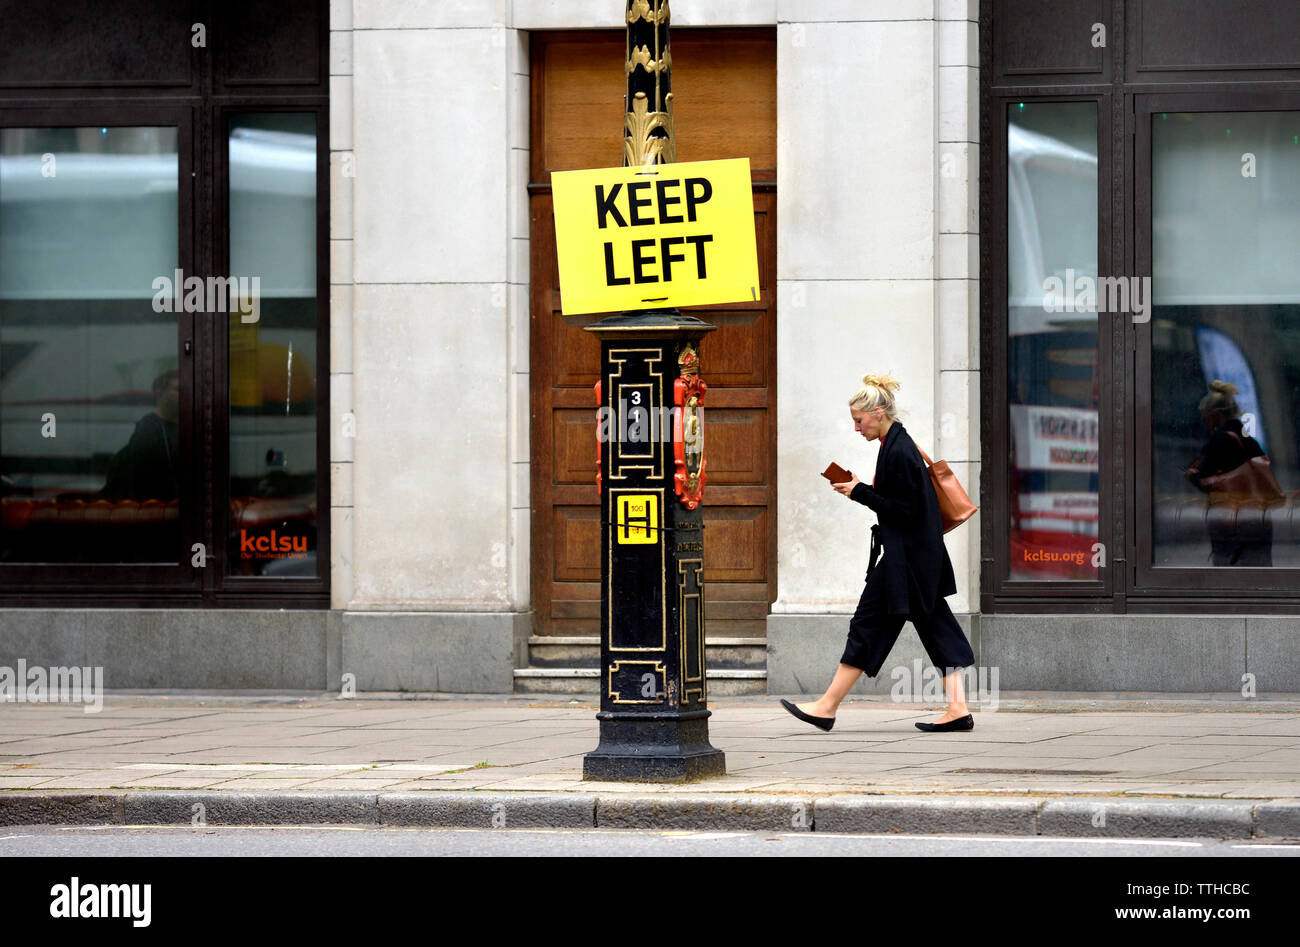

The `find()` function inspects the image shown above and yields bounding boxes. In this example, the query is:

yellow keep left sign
[551,157,759,316]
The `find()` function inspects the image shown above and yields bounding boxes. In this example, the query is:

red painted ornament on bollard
[673,344,706,509]
[594,379,603,494]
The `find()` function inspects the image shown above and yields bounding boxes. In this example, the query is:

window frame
[982,91,1119,612]
[211,100,330,606]
[1130,90,1300,607]
[981,0,1300,614]
[0,3,330,608]
[0,104,203,602]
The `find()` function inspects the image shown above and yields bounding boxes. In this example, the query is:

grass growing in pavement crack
[443,761,496,773]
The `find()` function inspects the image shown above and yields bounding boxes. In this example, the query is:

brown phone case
[821,462,852,484]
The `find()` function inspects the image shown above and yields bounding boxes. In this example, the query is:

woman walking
[780,373,976,733]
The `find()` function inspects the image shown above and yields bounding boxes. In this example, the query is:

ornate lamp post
[581,0,726,781]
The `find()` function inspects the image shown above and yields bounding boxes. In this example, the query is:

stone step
[526,635,767,671]
[512,667,767,696]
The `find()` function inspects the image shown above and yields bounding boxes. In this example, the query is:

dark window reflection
[1152,112,1300,568]
[227,113,318,578]
[0,126,181,563]
[1006,103,1101,580]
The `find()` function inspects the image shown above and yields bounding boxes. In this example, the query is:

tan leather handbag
[916,446,978,533]
[1195,432,1285,507]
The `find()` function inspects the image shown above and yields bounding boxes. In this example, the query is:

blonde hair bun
[861,372,900,395]
[849,371,901,419]
[1198,379,1243,419]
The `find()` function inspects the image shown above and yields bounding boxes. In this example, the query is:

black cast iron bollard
[581,0,726,782]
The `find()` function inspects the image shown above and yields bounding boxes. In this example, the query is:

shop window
[0,126,182,564]
[1151,110,1300,570]
[1005,102,1100,581]
[0,1,329,605]
[227,113,319,578]
[985,0,1300,610]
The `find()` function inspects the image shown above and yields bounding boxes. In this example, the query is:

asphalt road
[2,825,1297,857]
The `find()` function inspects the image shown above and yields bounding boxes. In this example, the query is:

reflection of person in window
[102,370,180,502]
[1184,380,1271,567]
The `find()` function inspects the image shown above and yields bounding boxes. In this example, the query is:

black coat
[848,421,956,616]
[101,412,180,502]
[1188,417,1265,483]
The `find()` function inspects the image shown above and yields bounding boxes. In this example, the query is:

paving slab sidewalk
[2,692,1299,838]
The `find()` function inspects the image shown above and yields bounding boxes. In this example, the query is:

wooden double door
[529,29,777,637]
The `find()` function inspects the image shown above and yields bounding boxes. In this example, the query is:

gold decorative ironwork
[626,44,652,75]
[609,660,667,704]
[627,0,670,24]
[625,43,671,75]
[683,396,701,472]
[607,484,668,654]
[607,348,665,479]
[623,91,676,166]
[678,343,699,376]
[677,559,705,704]
[662,91,675,156]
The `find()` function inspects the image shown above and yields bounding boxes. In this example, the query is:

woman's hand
[832,474,860,497]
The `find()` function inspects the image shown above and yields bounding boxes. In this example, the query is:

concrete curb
[1,791,1298,839]
[379,792,595,829]
[814,796,1041,835]
[0,792,124,827]
[126,791,382,826]
[596,795,814,831]
[1039,799,1256,839]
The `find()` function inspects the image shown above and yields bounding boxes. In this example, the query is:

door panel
[537,30,777,177]
[530,29,776,638]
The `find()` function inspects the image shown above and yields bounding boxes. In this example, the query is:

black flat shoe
[915,714,974,732]
[780,698,834,732]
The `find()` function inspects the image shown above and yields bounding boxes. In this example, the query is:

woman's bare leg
[795,663,862,718]
[928,667,970,723]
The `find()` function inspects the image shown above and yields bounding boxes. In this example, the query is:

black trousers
[1208,521,1272,567]
[840,566,975,678]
